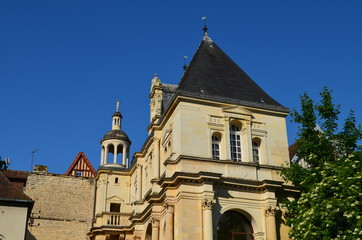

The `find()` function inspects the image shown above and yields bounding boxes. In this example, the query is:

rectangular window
[110,203,121,212]
[75,171,82,176]
[230,134,242,161]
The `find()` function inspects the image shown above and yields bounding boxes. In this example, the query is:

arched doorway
[217,210,254,240]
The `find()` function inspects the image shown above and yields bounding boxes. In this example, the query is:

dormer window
[230,124,242,161]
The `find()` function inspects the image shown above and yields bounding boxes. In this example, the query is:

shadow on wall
[26,230,37,240]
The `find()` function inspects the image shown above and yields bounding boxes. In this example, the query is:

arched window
[217,210,254,240]
[115,177,119,184]
[230,125,242,161]
[212,134,221,160]
[252,139,260,163]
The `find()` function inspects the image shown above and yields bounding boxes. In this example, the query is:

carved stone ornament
[202,198,216,210]
[151,218,160,228]
[164,203,175,213]
[265,206,277,216]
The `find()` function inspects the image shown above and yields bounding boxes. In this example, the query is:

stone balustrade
[94,212,131,227]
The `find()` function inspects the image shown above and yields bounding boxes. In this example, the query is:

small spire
[183,56,188,71]
[202,16,208,34]
[116,100,120,112]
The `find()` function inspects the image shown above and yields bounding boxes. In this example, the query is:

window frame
[212,135,221,160]
[230,124,242,162]
[252,140,260,163]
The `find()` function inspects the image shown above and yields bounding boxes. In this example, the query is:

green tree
[0,157,8,171]
[281,87,362,240]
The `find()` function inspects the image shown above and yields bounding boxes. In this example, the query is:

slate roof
[101,129,131,142]
[161,83,178,113]
[175,34,289,113]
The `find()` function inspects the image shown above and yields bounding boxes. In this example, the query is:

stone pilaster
[153,138,160,179]
[151,218,160,240]
[265,206,277,240]
[164,204,174,240]
[202,198,215,240]
[136,164,142,201]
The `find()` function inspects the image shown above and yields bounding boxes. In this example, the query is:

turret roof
[176,34,288,112]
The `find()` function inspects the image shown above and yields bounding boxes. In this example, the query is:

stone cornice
[164,154,285,171]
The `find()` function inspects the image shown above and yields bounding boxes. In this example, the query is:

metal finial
[116,100,120,112]
[183,56,188,71]
[202,16,208,34]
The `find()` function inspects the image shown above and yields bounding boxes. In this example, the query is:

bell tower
[100,101,131,168]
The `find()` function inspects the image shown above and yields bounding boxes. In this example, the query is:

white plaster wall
[0,205,28,240]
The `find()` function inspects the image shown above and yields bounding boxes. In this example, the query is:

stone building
[88,29,295,240]
[25,173,95,240]
[22,152,97,240]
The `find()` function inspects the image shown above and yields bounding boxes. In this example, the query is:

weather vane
[116,100,120,112]
[202,16,208,34]
[183,56,188,71]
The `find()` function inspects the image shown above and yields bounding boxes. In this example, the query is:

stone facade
[89,31,296,240]
[25,173,95,240]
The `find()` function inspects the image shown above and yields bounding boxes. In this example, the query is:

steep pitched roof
[176,34,288,112]
[65,152,96,177]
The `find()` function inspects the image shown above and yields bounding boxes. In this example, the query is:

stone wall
[25,173,95,240]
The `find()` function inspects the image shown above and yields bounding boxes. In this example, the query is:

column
[153,138,160,179]
[137,164,142,200]
[105,144,109,164]
[151,218,160,240]
[122,144,127,165]
[100,147,104,165]
[114,144,118,163]
[202,198,215,240]
[265,206,277,240]
[165,204,174,240]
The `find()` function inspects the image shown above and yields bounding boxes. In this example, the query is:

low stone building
[24,172,95,240]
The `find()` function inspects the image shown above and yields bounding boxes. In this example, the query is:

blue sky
[1,1,361,173]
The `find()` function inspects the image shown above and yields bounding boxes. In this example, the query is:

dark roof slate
[161,83,177,113]
[176,34,288,112]
[101,129,131,143]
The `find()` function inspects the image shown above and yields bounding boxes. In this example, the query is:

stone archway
[217,210,254,240]
[145,223,152,240]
